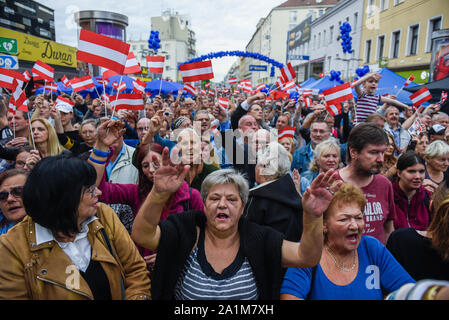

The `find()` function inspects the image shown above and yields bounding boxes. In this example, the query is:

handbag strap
[99,228,126,300]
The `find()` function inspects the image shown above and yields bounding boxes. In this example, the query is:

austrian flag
[228,77,237,85]
[124,52,141,75]
[146,56,165,74]
[70,76,95,92]
[322,82,353,107]
[409,87,432,107]
[132,79,146,94]
[0,68,25,90]
[183,83,196,96]
[278,127,295,140]
[179,60,214,82]
[77,29,130,75]
[31,60,54,82]
[404,74,415,87]
[218,97,229,109]
[280,62,296,83]
[110,93,144,110]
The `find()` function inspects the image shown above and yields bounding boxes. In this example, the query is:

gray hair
[194,110,210,120]
[424,140,449,159]
[432,112,449,122]
[256,141,291,179]
[200,169,249,206]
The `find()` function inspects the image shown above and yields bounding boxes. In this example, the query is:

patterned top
[355,93,381,124]
[174,230,259,300]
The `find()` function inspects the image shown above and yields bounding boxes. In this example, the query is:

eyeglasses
[84,185,97,198]
[0,186,24,202]
[136,127,149,132]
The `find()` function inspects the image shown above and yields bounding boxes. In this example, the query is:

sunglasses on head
[0,186,24,202]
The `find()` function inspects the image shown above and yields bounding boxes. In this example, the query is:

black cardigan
[151,210,285,300]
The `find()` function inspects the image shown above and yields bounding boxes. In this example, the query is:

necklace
[325,246,357,272]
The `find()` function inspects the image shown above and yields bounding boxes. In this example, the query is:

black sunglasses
[0,186,24,202]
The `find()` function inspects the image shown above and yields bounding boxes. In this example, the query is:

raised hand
[292,169,302,196]
[152,147,190,195]
[302,169,342,218]
[96,119,125,148]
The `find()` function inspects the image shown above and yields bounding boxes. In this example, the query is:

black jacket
[151,210,284,300]
[244,174,303,243]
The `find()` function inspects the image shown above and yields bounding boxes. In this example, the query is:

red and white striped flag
[12,79,27,108]
[238,80,252,93]
[183,83,196,96]
[223,88,230,94]
[124,51,141,75]
[322,82,353,107]
[278,126,295,140]
[110,93,144,110]
[116,81,127,93]
[179,60,214,82]
[200,89,207,95]
[409,87,432,107]
[146,56,165,74]
[228,77,237,85]
[282,80,296,92]
[70,75,95,92]
[325,103,342,116]
[319,93,325,100]
[0,68,25,90]
[132,79,146,94]
[102,93,110,103]
[56,96,75,107]
[303,96,313,108]
[439,91,447,105]
[208,89,215,96]
[404,74,415,87]
[280,62,296,83]
[274,78,284,90]
[255,84,266,92]
[101,68,118,80]
[31,60,54,82]
[210,124,220,136]
[61,75,71,87]
[301,89,315,96]
[218,97,229,109]
[55,96,75,113]
[8,97,16,114]
[44,82,59,93]
[77,29,130,75]
[23,70,32,82]
[205,82,211,89]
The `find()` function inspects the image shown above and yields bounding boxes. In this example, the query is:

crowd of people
[0,71,448,300]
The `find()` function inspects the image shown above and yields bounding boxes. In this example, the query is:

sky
[39,0,283,82]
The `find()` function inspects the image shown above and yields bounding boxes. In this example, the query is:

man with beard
[336,122,396,244]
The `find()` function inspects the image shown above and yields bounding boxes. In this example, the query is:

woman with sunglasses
[87,119,204,268]
[0,169,28,235]
[0,153,151,299]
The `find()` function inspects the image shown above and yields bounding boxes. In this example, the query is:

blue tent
[36,77,104,98]
[375,67,420,105]
[146,80,183,95]
[303,75,342,91]
[300,78,317,87]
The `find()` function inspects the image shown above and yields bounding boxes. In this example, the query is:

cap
[429,124,446,135]
[174,116,189,129]
[55,96,74,114]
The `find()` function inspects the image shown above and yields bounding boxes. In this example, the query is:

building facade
[302,0,365,82]
[240,0,338,85]
[150,9,196,82]
[0,0,55,40]
[360,0,449,83]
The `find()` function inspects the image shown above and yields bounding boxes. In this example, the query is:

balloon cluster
[340,22,353,54]
[355,65,370,77]
[148,30,161,53]
[179,51,284,73]
[329,70,344,84]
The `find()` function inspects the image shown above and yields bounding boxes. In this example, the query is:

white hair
[424,140,449,159]
[256,141,291,178]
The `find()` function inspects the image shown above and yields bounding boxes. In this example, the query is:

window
[391,30,401,58]
[427,16,442,52]
[165,66,170,71]
[14,1,36,13]
[365,39,372,63]
[38,6,53,15]
[323,30,326,47]
[409,25,419,55]
[313,35,317,49]
[380,0,389,11]
[377,35,385,60]
[165,55,170,60]
[319,9,324,16]
[39,28,51,38]
[367,0,376,17]
[4,7,14,14]
[49,20,54,29]
[329,26,334,44]
[290,11,297,23]
[318,32,321,48]
[37,18,43,24]
[22,17,31,26]
[353,13,358,31]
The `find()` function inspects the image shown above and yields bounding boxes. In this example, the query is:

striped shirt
[174,246,259,300]
[355,93,381,124]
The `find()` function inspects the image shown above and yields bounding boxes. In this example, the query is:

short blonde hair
[309,138,341,172]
